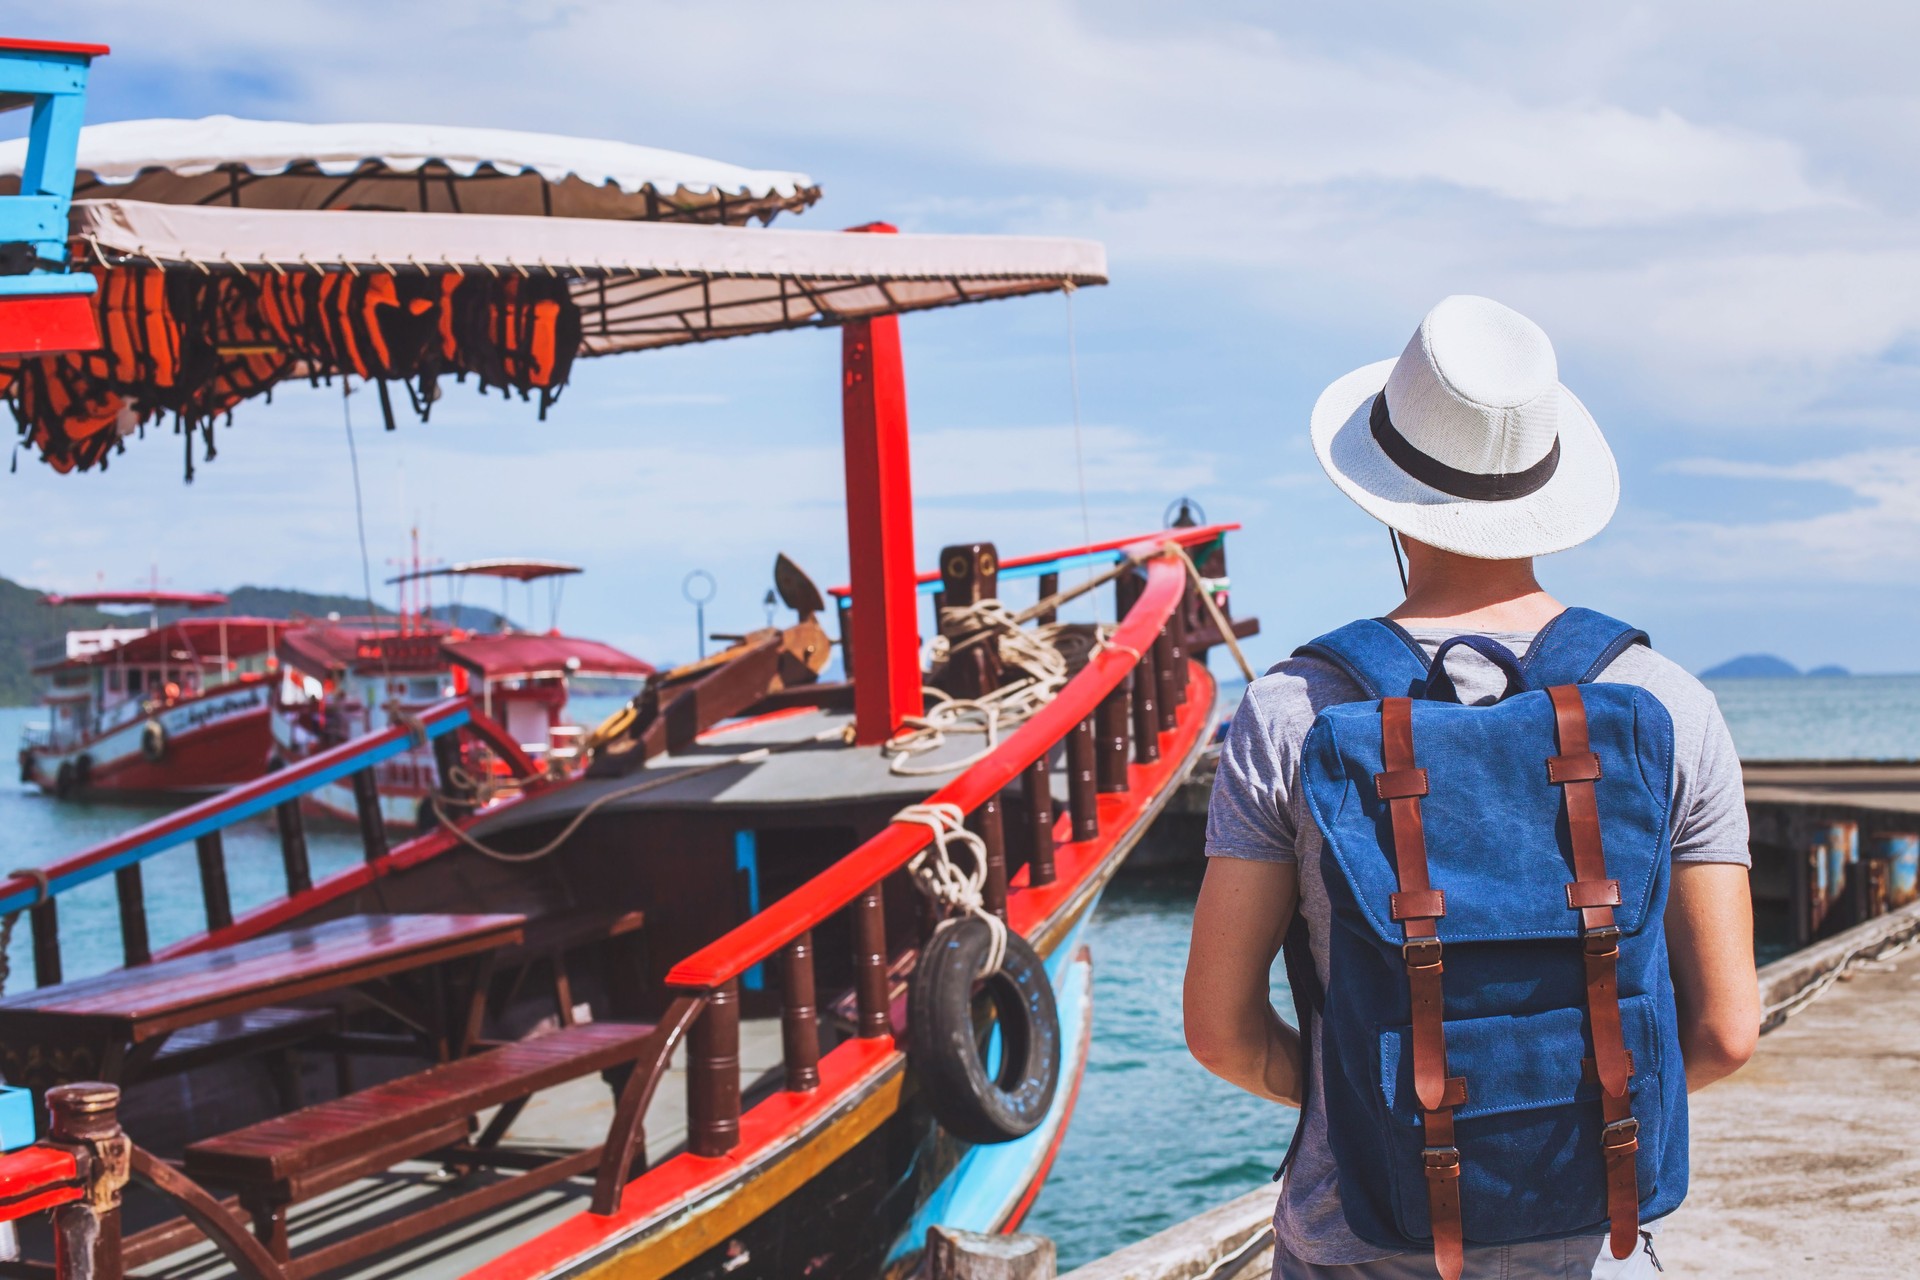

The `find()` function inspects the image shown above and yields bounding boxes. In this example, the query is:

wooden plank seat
[181,1018,660,1269]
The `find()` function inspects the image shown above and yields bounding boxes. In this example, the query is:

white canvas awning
[0,116,819,225]
[71,199,1107,353]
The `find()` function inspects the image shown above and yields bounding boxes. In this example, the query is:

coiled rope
[882,539,1253,776]
[884,599,1083,777]
[895,802,1008,977]
[0,868,52,997]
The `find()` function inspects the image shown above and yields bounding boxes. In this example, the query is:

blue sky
[5,1,1918,674]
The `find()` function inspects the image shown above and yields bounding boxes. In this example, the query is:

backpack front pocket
[1371,995,1664,1244]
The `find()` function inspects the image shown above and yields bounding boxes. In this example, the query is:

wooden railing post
[1023,755,1057,887]
[1153,625,1179,734]
[1065,717,1099,842]
[31,893,62,987]
[350,768,389,864]
[46,1082,129,1280]
[1167,582,1191,707]
[114,864,150,968]
[1096,679,1131,793]
[852,884,891,1037]
[194,831,233,933]
[780,932,821,1092]
[272,776,312,897]
[687,980,741,1157]
[1131,648,1161,765]
[973,794,1010,919]
[1035,571,1060,625]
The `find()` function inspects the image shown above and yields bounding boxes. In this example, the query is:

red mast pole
[840,232,923,745]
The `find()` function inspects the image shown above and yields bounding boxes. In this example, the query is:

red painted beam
[0,1146,82,1224]
[0,38,110,57]
[0,293,101,357]
[840,301,923,746]
[665,547,1186,990]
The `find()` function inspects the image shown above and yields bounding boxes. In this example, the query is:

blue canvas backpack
[1282,608,1687,1279]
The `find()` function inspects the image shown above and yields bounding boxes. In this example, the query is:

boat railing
[0,696,540,987]
[601,529,1223,1201]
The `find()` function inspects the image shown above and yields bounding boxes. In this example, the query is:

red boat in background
[272,560,653,831]
[18,590,284,799]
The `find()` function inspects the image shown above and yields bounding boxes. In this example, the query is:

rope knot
[894,802,1008,977]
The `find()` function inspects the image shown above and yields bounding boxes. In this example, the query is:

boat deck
[478,705,1020,830]
[146,1020,787,1280]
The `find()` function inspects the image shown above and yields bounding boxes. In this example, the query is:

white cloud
[1617,446,1920,584]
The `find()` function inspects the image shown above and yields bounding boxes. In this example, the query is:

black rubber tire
[908,918,1060,1145]
[141,719,167,764]
[73,753,92,788]
[53,759,74,798]
[17,749,31,785]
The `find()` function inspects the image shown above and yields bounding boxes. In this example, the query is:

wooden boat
[272,604,652,832]
[0,114,1258,1280]
[18,590,284,799]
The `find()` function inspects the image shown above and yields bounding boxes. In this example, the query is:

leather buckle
[1583,925,1622,955]
[1602,1117,1640,1151]
[1421,1145,1461,1176]
[1402,937,1443,968]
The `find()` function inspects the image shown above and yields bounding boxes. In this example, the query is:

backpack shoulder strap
[1518,608,1650,689]
[1291,618,1431,700]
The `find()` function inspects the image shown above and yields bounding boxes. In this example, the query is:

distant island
[1700,654,1851,680]
[0,573,509,706]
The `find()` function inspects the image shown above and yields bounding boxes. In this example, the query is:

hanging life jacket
[1286,609,1686,1280]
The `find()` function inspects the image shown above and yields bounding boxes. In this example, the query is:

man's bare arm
[1664,861,1759,1091]
[1184,856,1304,1105]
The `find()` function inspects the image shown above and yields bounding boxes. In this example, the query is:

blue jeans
[1271,1232,1663,1280]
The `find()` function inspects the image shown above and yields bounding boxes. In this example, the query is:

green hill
[0,575,510,706]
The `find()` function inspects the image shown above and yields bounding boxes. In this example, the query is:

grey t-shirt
[1204,627,1749,1266]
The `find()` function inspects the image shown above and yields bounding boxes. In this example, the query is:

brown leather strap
[1546,685,1639,1259]
[1379,697,1464,1280]
[1422,1109,1465,1280]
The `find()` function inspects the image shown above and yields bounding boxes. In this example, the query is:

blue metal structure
[0,36,106,353]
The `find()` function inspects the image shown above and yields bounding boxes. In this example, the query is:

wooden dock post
[46,1082,130,1280]
[927,1226,1055,1280]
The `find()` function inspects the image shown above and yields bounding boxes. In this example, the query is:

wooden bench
[182,1019,661,1268]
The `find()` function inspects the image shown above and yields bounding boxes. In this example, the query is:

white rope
[883,598,1089,776]
[895,802,1008,977]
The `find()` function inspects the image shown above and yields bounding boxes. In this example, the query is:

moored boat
[18,590,284,800]
[0,103,1257,1280]
[270,560,653,832]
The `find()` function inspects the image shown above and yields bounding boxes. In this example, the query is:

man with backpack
[1186,296,1759,1279]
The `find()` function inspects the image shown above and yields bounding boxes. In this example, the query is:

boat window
[128,668,143,693]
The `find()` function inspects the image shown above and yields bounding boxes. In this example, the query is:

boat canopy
[33,616,280,672]
[442,633,653,683]
[0,117,820,225]
[387,559,583,585]
[70,199,1108,354]
[42,589,228,609]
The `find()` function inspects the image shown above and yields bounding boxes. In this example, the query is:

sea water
[2,679,1916,1267]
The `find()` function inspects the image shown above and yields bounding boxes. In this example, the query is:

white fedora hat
[1309,294,1618,559]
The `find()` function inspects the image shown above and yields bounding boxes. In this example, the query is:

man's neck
[1384,536,1565,632]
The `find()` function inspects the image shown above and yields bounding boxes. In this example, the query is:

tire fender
[141,719,168,764]
[908,917,1061,1145]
